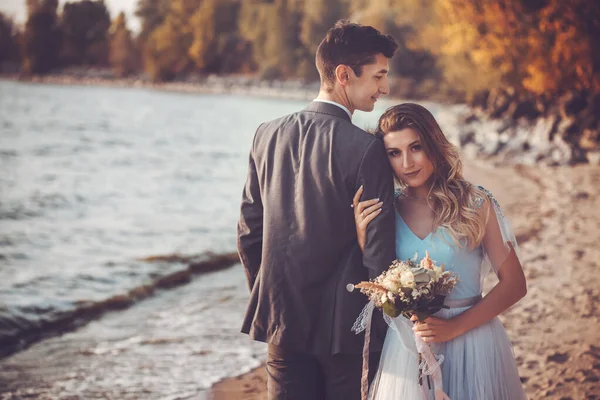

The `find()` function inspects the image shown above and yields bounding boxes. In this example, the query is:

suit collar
[304,101,352,122]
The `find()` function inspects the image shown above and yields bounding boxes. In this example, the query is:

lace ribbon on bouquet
[385,313,450,400]
[351,300,376,400]
[352,303,451,400]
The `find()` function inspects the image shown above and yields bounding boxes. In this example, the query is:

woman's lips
[403,169,421,178]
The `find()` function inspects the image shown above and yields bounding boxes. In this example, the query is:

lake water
[2,80,446,395]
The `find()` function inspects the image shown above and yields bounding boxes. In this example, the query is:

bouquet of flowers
[349,252,458,400]
[348,251,459,322]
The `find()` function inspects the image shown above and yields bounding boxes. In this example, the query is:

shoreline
[210,365,267,400]
[0,74,321,102]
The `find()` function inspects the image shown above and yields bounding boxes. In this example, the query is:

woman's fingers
[363,201,383,215]
[357,198,381,215]
[414,322,428,331]
[352,186,364,208]
[359,207,382,227]
[416,329,434,338]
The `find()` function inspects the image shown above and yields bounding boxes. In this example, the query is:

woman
[353,103,527,399]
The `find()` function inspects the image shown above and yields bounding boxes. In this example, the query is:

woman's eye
[388,150,400,157]
[411,145,422,152]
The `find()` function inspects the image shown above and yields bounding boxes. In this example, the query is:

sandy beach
[212,160,600,400]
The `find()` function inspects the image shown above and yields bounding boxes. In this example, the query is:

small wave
[0,149,18,158]
[0,251,240,359]
[0,192,74,220]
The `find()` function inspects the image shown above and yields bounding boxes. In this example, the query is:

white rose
[400,270,415,286]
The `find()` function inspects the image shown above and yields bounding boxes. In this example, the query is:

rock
[547,352,570,364]
[560,90,588,117]
[549,137,572,165]
[461,113,479,125]
[509,99,541,120]
[535,95,551,115]
[579,129,600,150]
[469,89,490,110]
[488,88,515,118]
[458,130,476,146]
[554,115,578,140]
[586,150,600,165]
[530,116,559,149]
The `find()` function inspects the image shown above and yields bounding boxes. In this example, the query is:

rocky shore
[455,88,600,165]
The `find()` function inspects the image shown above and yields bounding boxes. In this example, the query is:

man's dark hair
[316,20,398,91]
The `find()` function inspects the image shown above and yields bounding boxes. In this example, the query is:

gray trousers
[266,344,381,400]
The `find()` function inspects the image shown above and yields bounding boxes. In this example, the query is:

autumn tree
[109,12,138,77]
[523,0,600,96]
[143,0,200,81]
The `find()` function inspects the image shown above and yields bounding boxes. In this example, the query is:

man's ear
[335,65,351,86]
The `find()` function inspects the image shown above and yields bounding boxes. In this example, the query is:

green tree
[188,0,255,74]
[300,0,345,58]
[238,0,302,78]
[60,0,111,66]
[135,0,170,45]
[22,0,61,74]
[0,13,20,65]
[109,12,138,77]
[188,0,219,71]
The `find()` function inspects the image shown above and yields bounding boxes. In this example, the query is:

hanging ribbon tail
[414,333,451,400]
[352,301,375,400]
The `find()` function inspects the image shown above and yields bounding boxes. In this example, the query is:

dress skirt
[368,305,527,400]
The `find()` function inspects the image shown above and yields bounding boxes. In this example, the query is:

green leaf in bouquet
[382,301,401,318]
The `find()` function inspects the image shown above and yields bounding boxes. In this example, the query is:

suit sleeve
[356,139,396,279]
[237,127,264,290]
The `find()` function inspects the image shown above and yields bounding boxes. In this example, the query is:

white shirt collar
[312,99,352,120]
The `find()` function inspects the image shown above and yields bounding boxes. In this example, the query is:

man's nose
[379,77,390,95]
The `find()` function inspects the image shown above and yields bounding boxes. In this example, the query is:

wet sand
[212,160,600,400]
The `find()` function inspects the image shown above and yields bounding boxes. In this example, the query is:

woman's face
[383,127,435,188]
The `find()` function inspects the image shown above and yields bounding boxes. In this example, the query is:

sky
[1,0,141,32]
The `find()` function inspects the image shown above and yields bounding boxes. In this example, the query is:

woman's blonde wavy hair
[375,103,489,249]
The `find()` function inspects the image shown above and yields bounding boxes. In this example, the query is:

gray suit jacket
[238,101,396,355]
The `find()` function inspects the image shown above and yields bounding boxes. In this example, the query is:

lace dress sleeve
[474,186,521,277]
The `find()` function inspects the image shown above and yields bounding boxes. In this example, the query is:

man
[237,20,398,400]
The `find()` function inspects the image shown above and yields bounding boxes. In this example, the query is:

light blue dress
[368,189,527,400]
